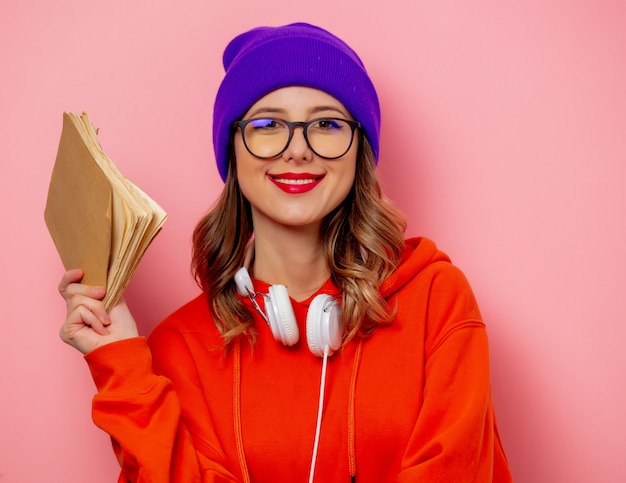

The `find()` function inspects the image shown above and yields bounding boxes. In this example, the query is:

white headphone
[234,267,343,356]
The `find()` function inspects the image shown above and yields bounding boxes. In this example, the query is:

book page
[45,112,167,311]
[44,113,112,288]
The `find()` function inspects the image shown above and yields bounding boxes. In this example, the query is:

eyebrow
[246,105,349,119]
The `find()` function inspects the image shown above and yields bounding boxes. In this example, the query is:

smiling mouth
[272,176,321,185]
[268,173,325,193]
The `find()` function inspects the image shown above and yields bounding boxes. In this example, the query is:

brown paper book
[44,112,167,311]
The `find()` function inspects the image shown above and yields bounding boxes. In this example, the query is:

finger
[58,269,84,293]
[84,313,109,335]
[60,275,106,302]
[78,305,109,335]
[64,283,106,301]
[60,305,109,343]
[66,293,111,324]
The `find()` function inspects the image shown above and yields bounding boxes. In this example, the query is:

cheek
[336,159,357,197]
[234,143,260,189]
[235,165,258,204]
[338,170,355,199]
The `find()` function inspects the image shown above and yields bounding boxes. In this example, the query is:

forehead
[243,86,350,118]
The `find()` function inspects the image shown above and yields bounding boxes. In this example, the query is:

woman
[59,23,513,482]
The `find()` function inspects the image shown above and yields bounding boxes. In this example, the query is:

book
[44,112,167,311]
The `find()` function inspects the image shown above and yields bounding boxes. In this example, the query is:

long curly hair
[192,136,406,346]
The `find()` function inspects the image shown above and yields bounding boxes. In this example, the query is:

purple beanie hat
[212,22,381,182]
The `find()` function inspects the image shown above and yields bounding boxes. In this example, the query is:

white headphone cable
[308,344,330,483]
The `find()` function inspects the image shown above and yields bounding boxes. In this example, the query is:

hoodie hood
[380,237,451,299]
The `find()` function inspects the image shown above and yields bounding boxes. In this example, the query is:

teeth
[274,178,317,185]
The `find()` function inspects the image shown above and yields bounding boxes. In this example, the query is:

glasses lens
[242,118,289,158]
[306,118,354,158]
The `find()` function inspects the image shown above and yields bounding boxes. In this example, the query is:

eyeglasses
[233,117,360,160]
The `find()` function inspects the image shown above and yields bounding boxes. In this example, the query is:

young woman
[59,23,513,482]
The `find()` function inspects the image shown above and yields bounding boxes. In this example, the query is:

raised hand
[58,269,139,354]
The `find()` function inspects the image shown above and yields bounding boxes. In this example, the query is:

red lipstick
[268,172,325,194]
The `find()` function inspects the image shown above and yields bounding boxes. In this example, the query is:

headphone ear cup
[267,284,300,346]
[234,267,254,296]
[306,294,342,357]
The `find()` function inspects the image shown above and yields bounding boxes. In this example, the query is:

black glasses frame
[233,117,361,160]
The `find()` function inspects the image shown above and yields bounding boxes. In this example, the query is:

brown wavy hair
[192,136,406,346]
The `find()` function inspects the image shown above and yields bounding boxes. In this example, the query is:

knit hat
[212,22,381,182]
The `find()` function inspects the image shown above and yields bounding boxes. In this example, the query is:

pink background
[1,0,625,481]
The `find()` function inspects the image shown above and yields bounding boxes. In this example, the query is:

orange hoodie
[86,237,513,482]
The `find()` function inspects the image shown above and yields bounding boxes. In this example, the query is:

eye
[313,118,343,130]
[248,118,282,130]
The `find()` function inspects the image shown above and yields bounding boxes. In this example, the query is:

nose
[281,126,313,163]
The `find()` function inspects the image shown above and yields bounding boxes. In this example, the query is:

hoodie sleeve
[86,337,238,483]
[395,264,512,482]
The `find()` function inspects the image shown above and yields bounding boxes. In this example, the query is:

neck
[251,223,330,302]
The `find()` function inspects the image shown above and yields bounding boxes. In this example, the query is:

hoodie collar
[380,237,451,298]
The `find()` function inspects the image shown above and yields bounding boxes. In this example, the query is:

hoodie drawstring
[348,339,363,481]
[233,339,251,483]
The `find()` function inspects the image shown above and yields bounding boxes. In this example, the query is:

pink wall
[1,1,624,481]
